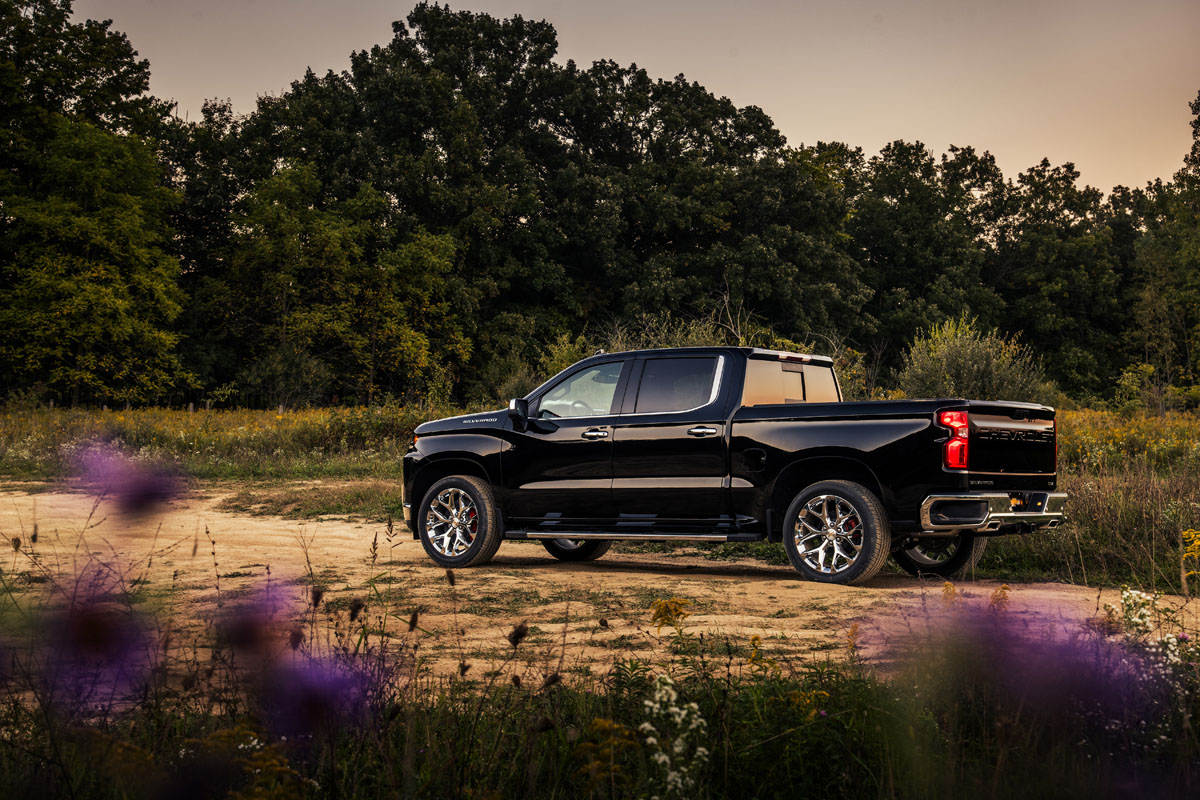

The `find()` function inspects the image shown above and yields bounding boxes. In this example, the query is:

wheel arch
[409,457,494,540]
[767,456,887,542]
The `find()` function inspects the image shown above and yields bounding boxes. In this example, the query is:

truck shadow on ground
[484,550,921,589]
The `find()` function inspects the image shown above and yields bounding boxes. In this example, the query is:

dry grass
[216,480,406,521]
[0,403,474,480]
[1058,409,1200,473]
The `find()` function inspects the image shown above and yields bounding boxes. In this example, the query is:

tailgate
[966,402,1056,475]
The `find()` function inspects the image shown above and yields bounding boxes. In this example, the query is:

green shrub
[897,316,1058,403]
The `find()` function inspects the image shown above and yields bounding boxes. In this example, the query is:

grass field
[0,404,442,480]
[2,406,1200,796]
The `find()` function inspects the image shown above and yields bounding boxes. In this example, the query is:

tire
[782,480,891,585]
[541,538,612,562]
[892,534,987,580]
[416,476,503,567]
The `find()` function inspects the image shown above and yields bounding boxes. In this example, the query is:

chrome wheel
[794,494,864,575]
[551,538,585,550]
[902,538,959,566]
[541,537,612,563]
[425,487,479,557]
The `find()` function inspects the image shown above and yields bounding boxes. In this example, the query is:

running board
[506,531,760,543]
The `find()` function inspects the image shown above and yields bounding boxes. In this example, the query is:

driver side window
[537,362,624,418]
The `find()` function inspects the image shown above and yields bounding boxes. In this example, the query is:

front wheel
[541,538,612,562]
[417,475,503,567]
[892,534,987,579]
[782,480,891,585]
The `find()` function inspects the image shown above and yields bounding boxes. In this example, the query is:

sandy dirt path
[0,488,1177,678]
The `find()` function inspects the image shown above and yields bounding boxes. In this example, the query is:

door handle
[687,426,718,437]
[581,428,609,440]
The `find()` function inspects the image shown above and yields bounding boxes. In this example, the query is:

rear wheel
[417,476,503,567]
[782,480,891,585]
[892,534,987,579]
[541,538,612,562]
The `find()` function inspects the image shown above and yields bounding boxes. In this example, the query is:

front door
[502,359,629,528]
[610,355,731,526]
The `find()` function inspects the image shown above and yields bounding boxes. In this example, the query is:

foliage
[1056,409,1200,473]
[831,142,1005,389]
[896,315,1055,402]
[0,116,186,404]
[0,0,169,151]
[990,159,1122,398]
[649,597,691,635]
[225,165,467,406]
[11,2,1200,406]
[0,0,183,404]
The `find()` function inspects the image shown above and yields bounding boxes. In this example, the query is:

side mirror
[507,398,529,430]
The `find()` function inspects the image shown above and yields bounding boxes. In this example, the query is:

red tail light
[939,410,969,470]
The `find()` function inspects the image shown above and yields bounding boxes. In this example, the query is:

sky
[75,0,1200,191]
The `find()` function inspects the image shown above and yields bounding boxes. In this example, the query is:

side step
[505,531,762,543]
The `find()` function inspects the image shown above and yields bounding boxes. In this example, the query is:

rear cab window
[741,358,840,406]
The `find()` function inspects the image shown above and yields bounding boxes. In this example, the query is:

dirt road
[0,488,1161,677]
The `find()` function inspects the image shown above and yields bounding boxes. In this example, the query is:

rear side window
[741,360,840,405]
[802,365,840,402]
[634,357,719,413]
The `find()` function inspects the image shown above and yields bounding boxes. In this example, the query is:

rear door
[609,354,732,525]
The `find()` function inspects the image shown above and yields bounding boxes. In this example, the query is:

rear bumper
[919,492,1067,533]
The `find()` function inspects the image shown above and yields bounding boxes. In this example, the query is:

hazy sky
[75,0,1200,191]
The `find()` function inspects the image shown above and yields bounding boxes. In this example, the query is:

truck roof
[588,345,835,366]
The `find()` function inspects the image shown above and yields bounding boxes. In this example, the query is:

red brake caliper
[467,508,477,533]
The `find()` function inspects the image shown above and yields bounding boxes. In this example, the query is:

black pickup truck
[402,347,1066,585]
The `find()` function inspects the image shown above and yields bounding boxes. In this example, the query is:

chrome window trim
[624,355,725,418]
[531,355,726,421]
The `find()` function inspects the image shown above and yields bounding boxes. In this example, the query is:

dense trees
[0,0,181,404]
[2,1,1198,407]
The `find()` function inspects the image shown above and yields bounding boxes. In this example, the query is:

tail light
[939,410,969,470]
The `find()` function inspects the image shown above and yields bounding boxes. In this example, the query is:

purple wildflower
[260,658,370,737]
[901,606,1174,758]
[43,599,154,712]
[215,586,294,665]
[76,445,180,515]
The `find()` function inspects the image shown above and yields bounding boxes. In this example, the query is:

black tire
[541,538,612,562]
[892,534,987,580]
[781,480,891,585]
[416,475,503,567]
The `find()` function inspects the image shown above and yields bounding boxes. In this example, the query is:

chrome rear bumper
[919,492,1067,533]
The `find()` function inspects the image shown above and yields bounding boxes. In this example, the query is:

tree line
[1,0,1198,409]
